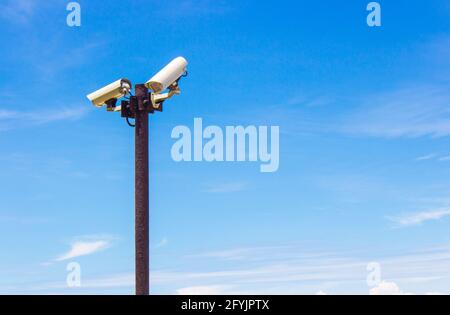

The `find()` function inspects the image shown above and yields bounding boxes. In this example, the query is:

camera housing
[145,57,188,93]
[87,78,132,107]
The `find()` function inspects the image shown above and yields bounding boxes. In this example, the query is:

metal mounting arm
[151,88,180,109]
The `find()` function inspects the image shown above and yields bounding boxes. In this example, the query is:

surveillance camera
[87,78,132,107]
[145,57,188,94]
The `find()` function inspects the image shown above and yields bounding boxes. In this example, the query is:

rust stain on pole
[135,84,149,295]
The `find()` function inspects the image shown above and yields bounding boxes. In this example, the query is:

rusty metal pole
[135,84,149,295]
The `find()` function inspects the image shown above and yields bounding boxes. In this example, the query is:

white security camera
[145,57,188,93]
[87,78,132,107]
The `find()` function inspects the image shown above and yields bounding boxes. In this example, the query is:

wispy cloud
[6,243,450,294]
[56,241,109,262]
[160,243,450,295]
[196,248,251,260]
[152,245,368,295]
[191,245,297,261]
[55,235,114,262]
[0,0,36,24]
[0,214,50,225]
[342,85,450,138]
[416,154,436,161]
[155,237,169,249]
[32,41,107,81]
[0,107,88,131]
[389,208,450,227]
[438,156,450,162]
[0,110,17,119]
[287,94,334,107]
[26,107,88,125]
[414,154,450,162]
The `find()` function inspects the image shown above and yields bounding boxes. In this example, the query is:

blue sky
[0,0,450,295]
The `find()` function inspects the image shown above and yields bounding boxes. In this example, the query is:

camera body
[87,78,132,107]
[145,57,188,93]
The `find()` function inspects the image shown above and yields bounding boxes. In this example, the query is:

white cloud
[55,236,114,261]
[414,154,450,162]
[389,208,450,227]
[416,154,436,161]
[369,281,445,295]
[369,281,410,295]
[155,238,169,248]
